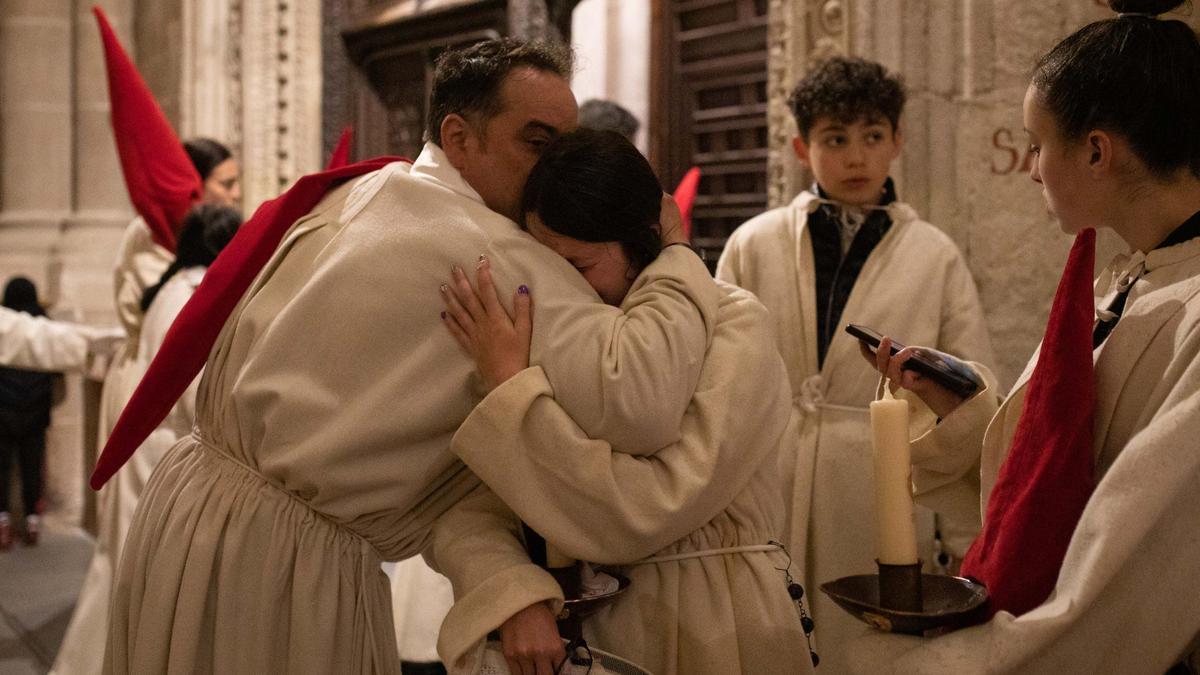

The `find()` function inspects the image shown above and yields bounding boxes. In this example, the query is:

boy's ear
[792,136,811,166]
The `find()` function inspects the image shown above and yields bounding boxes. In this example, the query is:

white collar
[409,142,487,207]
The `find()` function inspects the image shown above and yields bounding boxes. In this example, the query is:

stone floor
[0,522,93,675]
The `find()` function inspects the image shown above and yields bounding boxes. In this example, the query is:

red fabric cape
[326,127,354,170]
[91,157,407,489]
[961,228,1097,616]
[673,167,702,241]
[94,6,202,252]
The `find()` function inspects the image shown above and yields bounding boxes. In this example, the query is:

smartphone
[845,323,979,399]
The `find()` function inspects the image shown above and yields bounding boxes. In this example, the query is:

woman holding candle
[856,0,1200,671]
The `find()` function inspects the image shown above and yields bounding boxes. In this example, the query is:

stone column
[0,0,74,277]
[180,0,235,141]
[235,0,323,211]
[765,0,851,207]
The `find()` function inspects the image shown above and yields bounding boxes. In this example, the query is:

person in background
[578,99,640,143]
[715,55,995,672]
[52,205,243,675]
[0,277,60,550]
[856,1,1200,671]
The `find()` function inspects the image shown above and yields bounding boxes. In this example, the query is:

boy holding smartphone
[716,56,995,671]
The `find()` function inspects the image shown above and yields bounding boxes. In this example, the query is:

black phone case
[844,324,979,399]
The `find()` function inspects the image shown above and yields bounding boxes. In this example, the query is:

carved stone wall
[233,0,324,210]
[766,0,1200,387]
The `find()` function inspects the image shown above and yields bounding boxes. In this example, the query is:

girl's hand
[498,601,566,675]
[658,193,688,248]
[858,336,967,419]
[440,256,533,392]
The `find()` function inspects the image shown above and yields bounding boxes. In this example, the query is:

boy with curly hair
[716,55,995,670]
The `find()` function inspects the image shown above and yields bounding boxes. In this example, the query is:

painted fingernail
[478,253,488,262]
[452,265,462,276]
[518,285,530,295]
[439,284,449,293]
[476,256,489,270]
[440,311,446,320]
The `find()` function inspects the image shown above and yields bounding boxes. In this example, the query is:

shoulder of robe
[714,279,773,326]
[889,213,969,263]
[725,204,794,248]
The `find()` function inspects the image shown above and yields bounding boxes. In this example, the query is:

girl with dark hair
[184,137,241,208]
[0,277,57,549]
[854,1,1200,672]
[438,129,813,674]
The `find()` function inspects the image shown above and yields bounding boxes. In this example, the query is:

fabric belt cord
[630,543,785,566]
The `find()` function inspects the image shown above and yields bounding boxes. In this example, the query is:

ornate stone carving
[229,0,322,210]
[766,0,851,208]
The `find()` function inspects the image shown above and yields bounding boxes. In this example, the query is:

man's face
[445,67,578,222]
[792,116,902,207]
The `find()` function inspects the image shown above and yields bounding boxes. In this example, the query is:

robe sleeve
[850,331,1200,673]
[449,352,792,563]
[928,247,998,555]
[424,483,564,675]
[0,306,91,372]
[902,363,1001,530]
[430,291,794,671]
[488,245,720,454]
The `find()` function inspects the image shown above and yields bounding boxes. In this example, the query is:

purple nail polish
[518,285,530,295]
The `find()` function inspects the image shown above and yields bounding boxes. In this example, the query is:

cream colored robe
[53,268,203,675]
[0,307,92,371]
[97,217,174,445]
[105,143,718,674]
[715,191,995,673]
[432,282,812,675]
[848,237,1200,673]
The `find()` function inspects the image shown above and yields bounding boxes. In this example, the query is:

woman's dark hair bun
[1109,0,1185,15]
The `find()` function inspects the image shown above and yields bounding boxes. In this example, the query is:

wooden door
[652,0,770,264]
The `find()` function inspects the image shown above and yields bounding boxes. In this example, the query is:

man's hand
[498,601,565,675]
[658,194,688,248]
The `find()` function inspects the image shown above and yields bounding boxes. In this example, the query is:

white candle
[871,385,919,565]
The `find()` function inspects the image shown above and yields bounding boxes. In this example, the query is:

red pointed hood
[94,6,202,252]
[673,167,701,241]
[326,127,354,170]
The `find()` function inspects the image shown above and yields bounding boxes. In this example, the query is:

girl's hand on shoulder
[440,256,533,392]
[658,193,688,248]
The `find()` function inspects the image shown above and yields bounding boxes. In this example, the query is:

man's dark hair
[1033,0,1200,179]
[522,128,663,273]
[578,99,640,141]
[788,56,906,140]
[426,38,573,145]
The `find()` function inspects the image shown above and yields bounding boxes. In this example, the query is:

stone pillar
[180,0,235,141]
[765,0,851,207]
[235,0,323,211]
[0,0,74,277]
